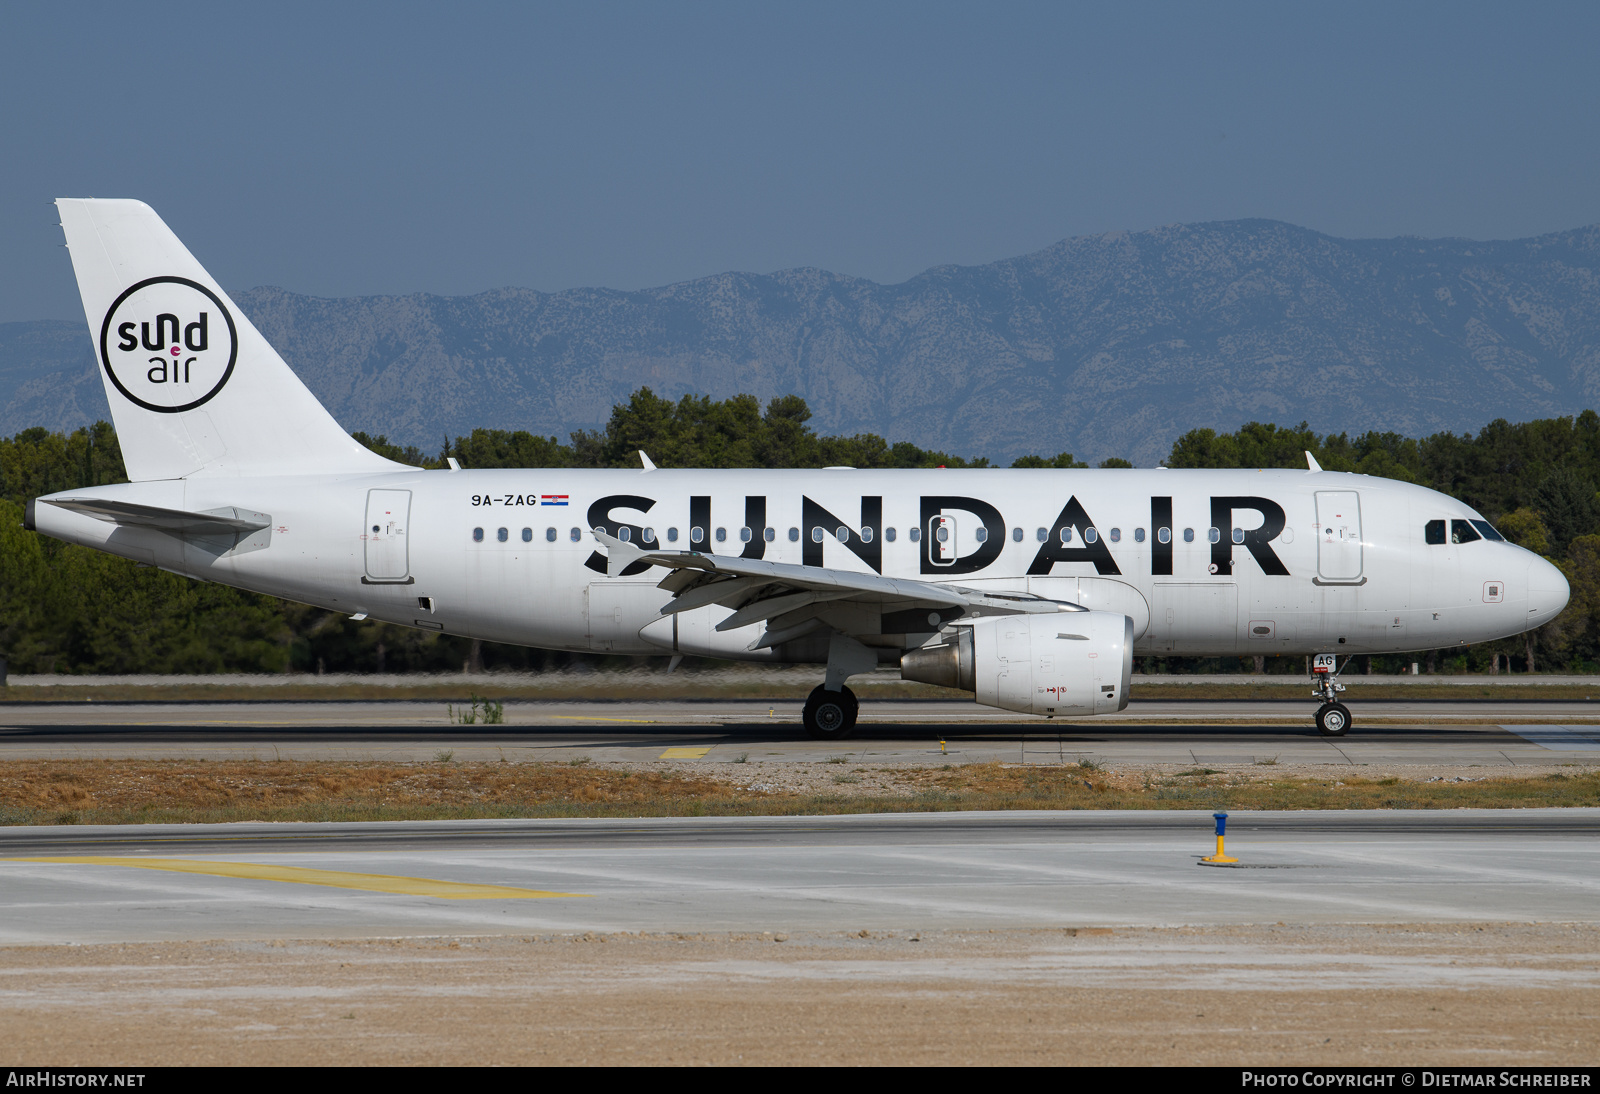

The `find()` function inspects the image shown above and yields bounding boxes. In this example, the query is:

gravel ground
[3,923,1596,1066]
[619,758,1600,799]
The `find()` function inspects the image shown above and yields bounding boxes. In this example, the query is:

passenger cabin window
[789,527,800,541]
[886,527,897,542]
[497,527,508,542]
[909,527,921,542]
[1084,527,1098,544]
[764,527,776,542]
[1109,527,1121,542]
[1134,527,1146,543]
[1451,519,1482,544]
[1183,528,1195,543]
[860,526,874,543]
[545,527,557,542]
[1157,527,1170,544]
[667,527,678,542]
[522,527,532,542]
[473,527,484,542]
[1036,527,1048,542]
[569,527,581,542]
[715,527,727,542]
[1425,520,1446,545]
[739,527,753,542]
[974,526,987,543]
[1012,527,1023,542]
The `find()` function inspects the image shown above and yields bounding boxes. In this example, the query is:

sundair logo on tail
[99,276,238,413]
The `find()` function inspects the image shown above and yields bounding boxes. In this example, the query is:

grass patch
[0,760,1595,825]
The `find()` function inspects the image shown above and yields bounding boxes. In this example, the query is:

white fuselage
[34,466,1568,662]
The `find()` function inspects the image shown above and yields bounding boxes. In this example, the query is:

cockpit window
[1451,519,1482,544]
[1470,519,1505,542]
[1425,519,1446,545]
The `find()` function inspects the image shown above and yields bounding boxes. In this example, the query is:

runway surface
[1,810,1595,944]
[3,698,1599,763]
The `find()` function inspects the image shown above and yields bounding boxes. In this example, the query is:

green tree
[1011,452,1088,469]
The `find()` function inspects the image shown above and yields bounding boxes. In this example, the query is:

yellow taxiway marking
[659,746,712,759]
[10,857,586,900]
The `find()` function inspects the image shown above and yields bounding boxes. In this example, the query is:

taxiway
[1,698,1598,764]
[1,810,1596,945]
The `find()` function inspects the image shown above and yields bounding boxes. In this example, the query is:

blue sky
[3,1,1598,322]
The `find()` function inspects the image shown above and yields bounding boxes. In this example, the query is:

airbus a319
[28,200,1571,738]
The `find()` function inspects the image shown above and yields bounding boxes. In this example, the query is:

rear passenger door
[363,489,412,583]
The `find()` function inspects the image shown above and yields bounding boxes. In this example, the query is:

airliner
[25,200,1571,738]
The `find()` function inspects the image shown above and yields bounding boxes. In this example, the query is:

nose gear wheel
[1316,701,1351,736]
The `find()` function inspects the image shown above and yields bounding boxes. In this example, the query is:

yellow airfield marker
[10,857,586,900]
[659,745,712,759]
[1200,812,1238,865]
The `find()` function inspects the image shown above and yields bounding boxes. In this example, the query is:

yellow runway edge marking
[10,857,587,900]
[659,746,712,759]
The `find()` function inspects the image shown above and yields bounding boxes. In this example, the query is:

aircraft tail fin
[56,198,404,481]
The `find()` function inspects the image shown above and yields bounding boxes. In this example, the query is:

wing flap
[593,530,1081,624]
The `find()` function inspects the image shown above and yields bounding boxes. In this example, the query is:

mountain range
[4,218,1599,466]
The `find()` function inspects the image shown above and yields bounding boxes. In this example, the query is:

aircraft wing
[39,498,271,536]
[593,529,1080,650]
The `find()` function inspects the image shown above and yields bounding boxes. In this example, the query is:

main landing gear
[1310,653,1351,737]
[803,684,859,740]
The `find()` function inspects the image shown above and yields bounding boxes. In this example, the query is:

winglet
[1305,450,1323,473]
[639,450,657,472]
[593,528,646,577]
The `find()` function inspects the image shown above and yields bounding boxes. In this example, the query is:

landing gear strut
[1311,653,1351,736]
[803,685,859,740]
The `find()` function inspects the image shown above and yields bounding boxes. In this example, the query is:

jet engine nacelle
[900,611,1133,716]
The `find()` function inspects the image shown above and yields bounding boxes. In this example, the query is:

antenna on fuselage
[1304,451,1323,473]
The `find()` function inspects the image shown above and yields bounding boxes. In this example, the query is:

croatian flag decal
[541,494,569,506]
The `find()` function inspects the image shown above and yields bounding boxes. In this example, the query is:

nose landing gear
[1311,654,1351,736]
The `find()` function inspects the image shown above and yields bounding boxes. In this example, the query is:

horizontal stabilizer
[42,497,271,536]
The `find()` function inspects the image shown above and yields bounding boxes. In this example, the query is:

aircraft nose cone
[1525,554,1570,628]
